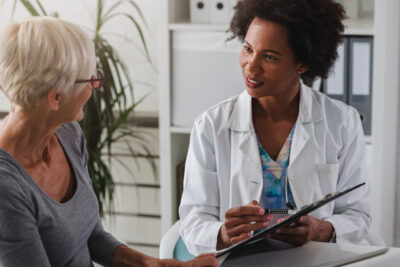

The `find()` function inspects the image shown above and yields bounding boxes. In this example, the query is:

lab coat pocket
[316,162,339,196]
[315,163,339,217]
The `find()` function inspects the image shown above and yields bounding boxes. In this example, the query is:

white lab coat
[179,83,371,255]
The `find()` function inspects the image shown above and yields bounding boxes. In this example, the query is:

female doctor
[179,0,371,255]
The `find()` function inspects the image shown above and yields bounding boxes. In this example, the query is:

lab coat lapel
[290,83,322,166]
[290,121,310,166]
[238,132,262,183]
[289,83,324,208]
[228,92,263,202]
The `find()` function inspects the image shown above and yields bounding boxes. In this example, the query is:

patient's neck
[0,107,59,166]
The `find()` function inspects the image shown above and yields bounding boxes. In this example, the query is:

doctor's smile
[245,77,264,88]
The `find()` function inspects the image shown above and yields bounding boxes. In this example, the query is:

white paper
[327,43,345,95]
[352,42,371,96]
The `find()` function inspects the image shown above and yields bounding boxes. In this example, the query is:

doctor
[179,0,371,255]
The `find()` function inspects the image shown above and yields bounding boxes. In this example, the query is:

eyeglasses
[75,69,104,90]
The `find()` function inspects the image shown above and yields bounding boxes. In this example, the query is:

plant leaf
[35,0,47,15]
[102,12,150,61]
[19,0,41,16]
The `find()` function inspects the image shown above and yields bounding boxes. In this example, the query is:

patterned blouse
[258,125,296,223]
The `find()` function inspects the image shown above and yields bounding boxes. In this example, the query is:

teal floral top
[258,126,296,223]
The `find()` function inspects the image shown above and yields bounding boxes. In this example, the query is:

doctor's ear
[47,89,62,111]
[297,64,308,75]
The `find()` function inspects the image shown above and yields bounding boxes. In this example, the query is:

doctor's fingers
[269,233,308,247]
[231,232,253,245]
[225,214,272,228]
[270,234,307,246]
[225,205,265,218]
[273,225,309,237]
[227,221,268,237]
[247,200,261,207]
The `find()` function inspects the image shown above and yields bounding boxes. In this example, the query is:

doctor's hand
[217,200,273,250]
[268,215,334,246]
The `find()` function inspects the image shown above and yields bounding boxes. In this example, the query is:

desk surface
[218,240,400,267]
[342,244,400,267]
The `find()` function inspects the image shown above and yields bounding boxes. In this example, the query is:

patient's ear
[47,88,62,111]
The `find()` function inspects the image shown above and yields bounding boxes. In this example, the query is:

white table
[218,240,400,267]
[344,244,400,266]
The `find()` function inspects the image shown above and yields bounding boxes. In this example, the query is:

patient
[0,17,217,267]
[179,0,371,255]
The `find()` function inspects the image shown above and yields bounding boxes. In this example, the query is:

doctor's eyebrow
[243,40,283,56]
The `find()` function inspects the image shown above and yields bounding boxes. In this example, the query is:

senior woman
[179,0,371,255]
[0,17,217,267]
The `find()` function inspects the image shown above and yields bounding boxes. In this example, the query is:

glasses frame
[75,69,104,90]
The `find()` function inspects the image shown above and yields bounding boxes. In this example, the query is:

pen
[264,208,297,215]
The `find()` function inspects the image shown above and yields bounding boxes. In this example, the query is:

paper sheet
[352,42,371,96]
[327,43,345,95]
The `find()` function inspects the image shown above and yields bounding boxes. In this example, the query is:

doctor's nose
[246,54,262,74]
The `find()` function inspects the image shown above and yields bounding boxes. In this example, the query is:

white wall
[371,0,400,246]
[0,0,159,112]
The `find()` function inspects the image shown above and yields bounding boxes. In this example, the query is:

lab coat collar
[298,81,324,123]
[227,81,323,132]
[227,90,253,132]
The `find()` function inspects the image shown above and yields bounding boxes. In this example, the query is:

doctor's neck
[253,87,300,122]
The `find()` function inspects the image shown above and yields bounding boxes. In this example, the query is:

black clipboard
[216,182,366,258]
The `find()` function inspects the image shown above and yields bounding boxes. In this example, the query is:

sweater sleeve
[0,176,51,267]
[88,217,123,266]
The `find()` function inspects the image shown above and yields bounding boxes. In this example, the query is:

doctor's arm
[323,107,371,243]
[178,117,223,255]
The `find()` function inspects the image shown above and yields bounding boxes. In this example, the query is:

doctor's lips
[245,76,264,88]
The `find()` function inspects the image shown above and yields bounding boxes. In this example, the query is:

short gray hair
[0,17,96,109]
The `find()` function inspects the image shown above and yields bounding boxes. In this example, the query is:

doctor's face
[239,17,303,99]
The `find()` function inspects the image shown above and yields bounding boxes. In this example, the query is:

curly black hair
[229,0,346,79]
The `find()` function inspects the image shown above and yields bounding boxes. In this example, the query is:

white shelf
[169,17,374,36]
[169,20,229,31]
[343,17,374,35]
[170,126,192,134]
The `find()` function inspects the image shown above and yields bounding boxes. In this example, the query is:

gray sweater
[0,122,122,267]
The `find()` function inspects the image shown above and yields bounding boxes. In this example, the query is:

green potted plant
[16,0,156,216]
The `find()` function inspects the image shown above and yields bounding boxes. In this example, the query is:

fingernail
[259,209,265,215]
[263,222,269,227]
[248,232,252,237]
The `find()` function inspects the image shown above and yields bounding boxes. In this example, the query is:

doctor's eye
[264,54,278,61]
[243,45,252,53]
